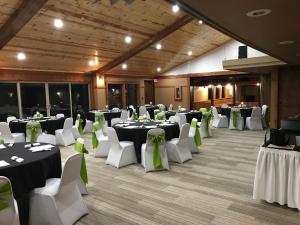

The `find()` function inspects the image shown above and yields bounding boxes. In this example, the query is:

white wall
[164,40,267,75]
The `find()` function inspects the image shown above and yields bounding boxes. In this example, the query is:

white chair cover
[199,113,212,138]
[111,118,123,127]
[55,118,75,146]
[56,114,65,118]
[37,134,56,145]
[221,104,229,108]
[157,104,166,111]
[6,116,16,124]
[168,104,173,111]
[105,127,137,168]
[229,108,244,130]
[211,106,228,128]
[175,113,187,128]
[120,110,128,121]
[169,116,181,125]
[83,119,93,133]
[94,124,111,158]
[0,122,25,143]
[72,117,81,139]
[0,176,20,225]
[246,107,263,130]
[141,128,169,172]
[29,153,89,225]
[139,106,150,119]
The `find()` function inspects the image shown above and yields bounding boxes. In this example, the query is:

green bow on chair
[199,108,208,113]
[0,139,4,145]
[95,113,105,125]
[0,180,13,211]
[147,133,165,169]
[231,110,240,128]
[76,114,84,135]
[75,138,89,184]
[92,122,102,149]
[191,118,201,146]
[202,112,212,135]
[155,112,166,121]
[154,109,160,117]
[131,110,138,121]
[26,123,41,143]
[265,107,270,128]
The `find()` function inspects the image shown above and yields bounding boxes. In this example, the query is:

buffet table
[253,146,300,210]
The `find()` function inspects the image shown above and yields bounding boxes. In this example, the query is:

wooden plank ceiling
[0,0,231,75]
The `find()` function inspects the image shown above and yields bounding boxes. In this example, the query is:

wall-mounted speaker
[238,46,247,59]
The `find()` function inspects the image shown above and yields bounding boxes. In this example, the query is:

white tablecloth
[253,147,300,210]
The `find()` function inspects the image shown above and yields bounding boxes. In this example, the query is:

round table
[165,110,202,123]
[87,110,122,127]
[0,143,62,225]
[113,121,180,162]
[9,117,65,135]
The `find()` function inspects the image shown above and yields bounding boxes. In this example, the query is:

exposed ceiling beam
[96,15,194,74]
[0,0,48,49]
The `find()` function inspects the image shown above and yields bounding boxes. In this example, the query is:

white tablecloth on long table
[253,146,300,210]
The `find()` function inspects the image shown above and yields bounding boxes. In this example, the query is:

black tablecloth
[220,108,252,125]
[165,111,202,123]
[0,143,62,225]
[145,105,159,119]
[9,117,65,135]
[113,121,180,162]
[87,110,122,127]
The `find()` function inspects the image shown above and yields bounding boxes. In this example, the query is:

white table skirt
[253,146,300,210]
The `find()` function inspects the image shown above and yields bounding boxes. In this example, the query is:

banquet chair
[0,122,25,143]
[56,114,65,118]
[120,110,128,121]
[221,104,229,108]
[55,118,75,146]
[29,153,89,225]
[166,123,192,163]
[94,124,111,158]
[26,121,42,142]
[6,116,17,123]
[229,108,244,130]
[199,112,212,138]
[139,106,150,119]
[72,116,81,139]
[175,113,187,128]
[188,118,201,153]
[169,116,181,125]
[157,104,166,111]
[37,134,56,145]
[168,104,173,111]
[111,118,123,126]
[0,176,20,225]
[105,127,137,168]
[262,105,270,129]
[246,107,263,130]
[211,106,228,128]
[141,128,169,172]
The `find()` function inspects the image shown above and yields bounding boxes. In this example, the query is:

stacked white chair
[72,115,82,139]
[29,153,89,225]
[37,134,56,145]
[200,112,213,138]
[26,121,42,143]
[211,106,228,128]
[0,122,25,143]
[166,123,192,163]
[56,114,65,118]
[105,127,137,168]
[246,107,263,130]
[141,128,169,172]
[6,116,16,124]
[229,108,244,130]
[188,118,201,153]
[0,176,20,225]
[120,110,128,122]
[55,118,75,146]
[139,106,150,119]
[111,118,123,126]
[175,113,187,128]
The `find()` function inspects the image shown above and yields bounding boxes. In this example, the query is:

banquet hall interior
[0,0,300,225]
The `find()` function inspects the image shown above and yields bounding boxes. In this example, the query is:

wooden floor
[60,128,300,225]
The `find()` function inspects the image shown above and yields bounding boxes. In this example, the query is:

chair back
[26,121,42,141]
[175,113,187,127]
[146,128,165,150]
[168,104,173,111]
[120,110,128,121]
[58,153,82,192]
[251,107,262,119]
[111,118,123,126]
[0,122,13,140]
[6,116,16,124]
[178,123,190,145]
[169,116,181,125]
[139,106,148,117]
[211,106,219,119]
[157,104,166,111]
[37,134,56,145]
[56,114,65,118]
[105,127,122,149]
[63,118,73,130]
[262,105,268,116]
[221,104,229,108]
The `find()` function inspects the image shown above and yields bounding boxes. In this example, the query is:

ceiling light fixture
[17,52,26,61]
[172,4,180,13]
[88,60,94,66]
[157,67,161,72]
[122,63,127,69]
[156,43,162,50]
[198,20,203,24]
[279,40,295,45]
[246,9,271,17]
[124,36,132,44]
[256,82,261,86]
[188,51,193,56]
[54,19,64,28]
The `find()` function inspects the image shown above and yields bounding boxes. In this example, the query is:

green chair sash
[131,111,138,120]
[75,140,89,184]
[95,113,105,126]
[147,133,165,169]
[26,123,41,143]
[92,122,102,149]
[76,114,84,135]
[231,110,241,128]
[155,112,166,121]
[202,112,212,135]
[191,118,201,146]
[0,139,4,145]
[199,108,208,113]
[0,180,12,211]
[154,109,160,116]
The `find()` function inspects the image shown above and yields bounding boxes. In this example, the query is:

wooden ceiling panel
[0,0,22,26]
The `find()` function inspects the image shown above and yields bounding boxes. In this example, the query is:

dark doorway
[144,80,155,105]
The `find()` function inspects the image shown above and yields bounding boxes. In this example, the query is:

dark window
[0,83,19,121]
[49,84,71,116]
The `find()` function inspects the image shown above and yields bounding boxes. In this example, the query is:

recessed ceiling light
[172,4,180,13]
[124,36,132,44]
[122,63,127,69]
[246,9,271,17]
[279,40,295,45]
[54,19,64,28]
[188,51,193,56]
[157,67,161,72]
[88,60,94,66]
[156,43,162,50]
[198,20,203,24]
[17,52,26,61]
